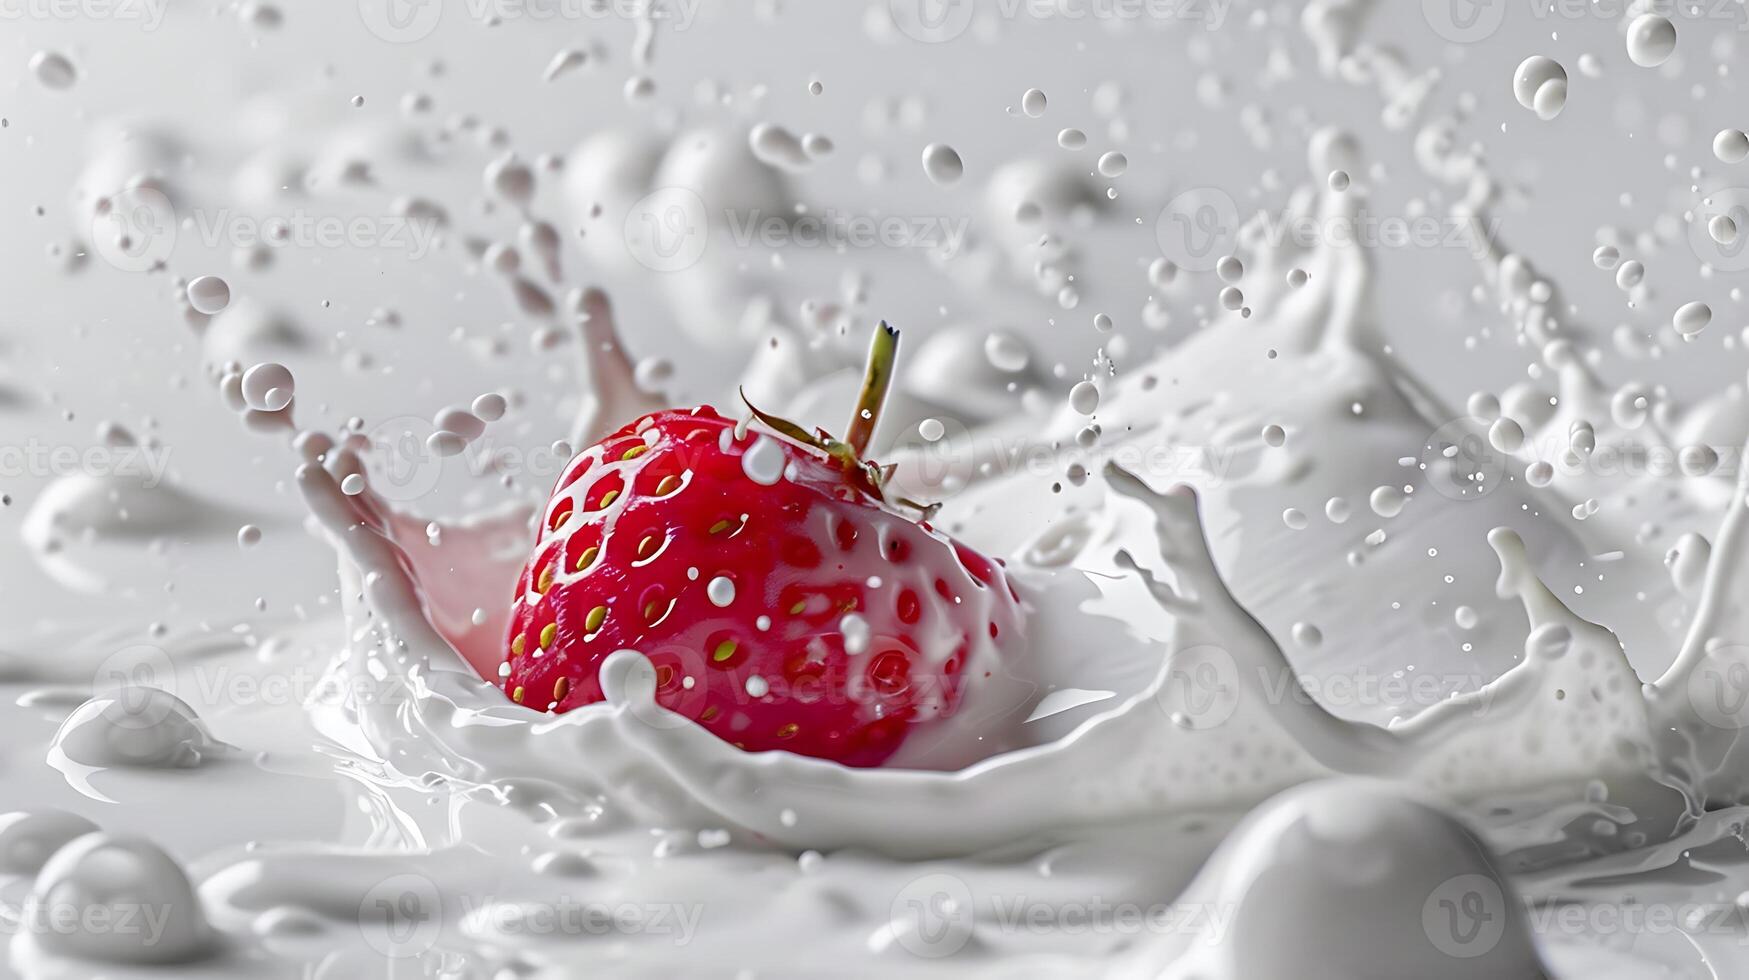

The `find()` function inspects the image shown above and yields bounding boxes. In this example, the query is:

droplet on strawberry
[498,326,1024,767]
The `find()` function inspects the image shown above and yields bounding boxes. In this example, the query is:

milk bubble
[186,276,231,315]
[1626,14,1677,68]
[1673,301,1712,337]
[921,144,964,185]
[1715,129,1749,164]
[240,362,294,412]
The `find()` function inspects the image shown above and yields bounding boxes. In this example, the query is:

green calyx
[738,322,941,522]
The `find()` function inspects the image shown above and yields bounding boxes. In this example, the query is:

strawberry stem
[846,322,900,459]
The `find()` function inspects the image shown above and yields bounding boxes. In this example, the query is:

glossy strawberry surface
[500,406,1023,767]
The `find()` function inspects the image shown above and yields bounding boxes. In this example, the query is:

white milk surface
[3,2,1749,977]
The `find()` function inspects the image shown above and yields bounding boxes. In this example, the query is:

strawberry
[499,324,1024,767]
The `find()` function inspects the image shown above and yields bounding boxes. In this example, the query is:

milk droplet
[1325,497,1351,523]
[237,525,262,549]
[1069,381,1100,415]
[1512,56,1568,120]
[1328,169,1351,190]
[921,143,964,185]
[29,51,76,90]
[1021,88,1047,117]
[984,332,1030,372]
[1592,246,1620,270]
[1674,301,1712,337]
[918,418,945,442]
[1093,313,1114,332]
[1216,255,1244,283]
[1369,485,1406,518]
[1292,622,1323,647]
[742,437,786,486]
[1283,508,1309,530]
[1615,260,1645,290]
[1057,128,1087,150]
[1219,286,1245,311]
[1262,424,1286,447]
[186,276,231,315]
[707,576,736,607]
[1626,14,1676,68]
[1715,129,1749,164]
[240,362,294,412]
[1455,606,1479,630]
[840,614,871,655]
[1286,268,1308,288]
[427,432,467,458]
[471,392,507,421]
[341,474,367,496]
[1710,215,1739,245]
[1488,417,1525,453]
[1096,152,1128,178]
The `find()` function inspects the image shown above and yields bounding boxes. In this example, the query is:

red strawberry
[499,325,1024,767]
